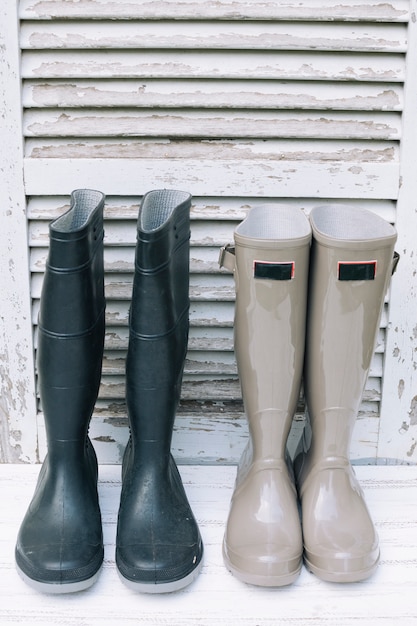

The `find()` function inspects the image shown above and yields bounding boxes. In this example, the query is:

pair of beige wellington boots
[219,204,397,586]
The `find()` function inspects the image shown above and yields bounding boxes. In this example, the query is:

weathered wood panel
[17,0,411,467]
[0,1,38,463]
[378,0,417,465]
[23,158,400,199]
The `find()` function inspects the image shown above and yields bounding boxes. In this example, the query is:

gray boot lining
[236,205,311,240]
[139,190,189,232]
[53,190,103,232]
[310,205,395,240]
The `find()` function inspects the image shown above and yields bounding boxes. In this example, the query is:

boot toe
[300,466,380,582]
[116,541,203,592]
[223,540,302,587]
[15,541,103,591]
[304,540,380,583]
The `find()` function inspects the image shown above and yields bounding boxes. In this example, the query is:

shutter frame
[12,0,415,464]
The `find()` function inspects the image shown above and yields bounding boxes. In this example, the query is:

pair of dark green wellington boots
[15,189,203,593]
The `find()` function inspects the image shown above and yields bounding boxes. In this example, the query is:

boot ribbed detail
[15,189,105,594]
[295,204,397,583]
[221,205,311,587]
[116,189,203,593]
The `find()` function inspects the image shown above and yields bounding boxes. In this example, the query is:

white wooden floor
[1,464,416,626]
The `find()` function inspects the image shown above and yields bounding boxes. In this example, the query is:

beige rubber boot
[295,204,397,583]
[219,205,311,586]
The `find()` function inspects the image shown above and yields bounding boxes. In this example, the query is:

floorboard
[1,464,416,625]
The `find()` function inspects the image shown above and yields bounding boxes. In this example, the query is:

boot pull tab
[392,251,400,275]
[219,244,236,272]
[337,251,400,281]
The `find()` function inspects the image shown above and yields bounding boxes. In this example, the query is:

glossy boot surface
[116,190,203,593]
[15,189,106,593]
[295,204,397,582]
[220,205,311,586]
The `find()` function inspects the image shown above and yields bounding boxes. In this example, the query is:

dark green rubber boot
[116,189,203,593]
[15,189,106,593]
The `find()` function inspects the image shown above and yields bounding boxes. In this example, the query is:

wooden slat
[86,405,383,464]
[25,195,398,223]
[30,246,224,274]
[87,403,383,464]
[19,0,411,22]
[99,304,386,339]
[96,354,384,381]
[31,299,236,329]
[30,272,235,301]
[29,218,241,248]
[23,109,402,140]
[24,138,400,162]
[94,328,386,363]
[21,50,405,81]
[37,401,387,465]
[96,359,384,400]
[30,292,388,340]
[22,79,404,111]
[20,21,407,52]
[28,203,397,250]
[23,157,400,198]
[34,393,382,464]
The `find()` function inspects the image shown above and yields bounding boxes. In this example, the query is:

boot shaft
[304,204,397,461]
[37,189,106,443]
[129,189,191,338]
[118,191,204,591]
[221,205,309,586]
[39,189,105,335]
[229,205,311,459]
[126,190,191,447]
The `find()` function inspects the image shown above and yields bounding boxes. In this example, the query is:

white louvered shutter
[19,0,409,464]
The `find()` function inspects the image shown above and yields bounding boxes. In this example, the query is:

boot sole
[222,542,302,587]
[15,563,102,594]
[117,557,203,594]
[304,553,380,583]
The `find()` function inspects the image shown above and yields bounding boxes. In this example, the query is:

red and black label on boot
[338,260,377,281]
[253,260,295,280]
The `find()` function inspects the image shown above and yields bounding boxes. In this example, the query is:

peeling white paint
[1,1,38,463]
[18,0,411,22]
[398,378,405,399]
[378,0,417,465]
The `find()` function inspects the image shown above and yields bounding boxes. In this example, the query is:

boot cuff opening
[310,205,396,244]
[140,190,191,232]
[235,205,311,243]
[52,190,104,233]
